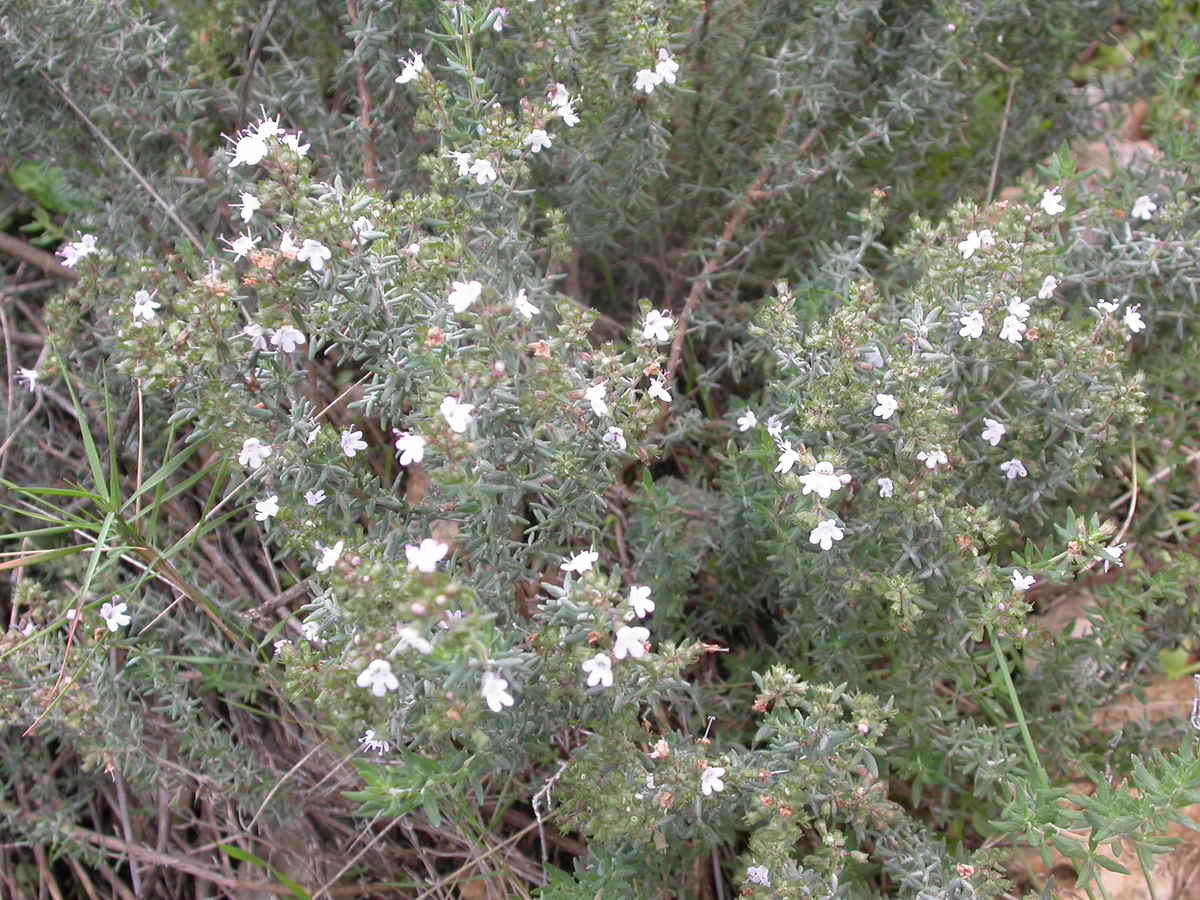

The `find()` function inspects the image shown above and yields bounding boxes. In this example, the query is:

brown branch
[664,112,818,384]
[345,0,381,191]
[0,233,79,283]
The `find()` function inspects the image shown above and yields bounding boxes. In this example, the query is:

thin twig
[43,77,205,253]
[665,112,815,385]
[0,233,79,282]
[237,0,286,129]
[345,0,381,190]
[986,67,1018,206]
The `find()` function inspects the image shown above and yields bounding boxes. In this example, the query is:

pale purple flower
[315,540,344,573]
[746,865,770,886]
[100,601,130,633]
[603,427,627,451]
[1038,275,1059,299]
[999,458,1028,479]
[655,48,679,84]
[340,428,368,457]
[243,323,269,351]
[57,234,98,267]
[297,239,331,272]
[305,490,326,507]
[916,447,948,469]
[981,418,1006,447]
[131,290,160,324]
[440,396,475,433]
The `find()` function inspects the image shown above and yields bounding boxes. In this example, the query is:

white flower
[634,68,662,94]
[556,99,580,127]
[238,437,272,469]
[301,621,320,641]
[270,325,306,353]
[873,393,898,420]
[469,158,498,184]
[17,368,38,391]
[227,130,269,168]
[916,447,948,469]
[491,6,507,30]
[959,310,984,340]
[57,234,98,267]
[297,239,331,272]
[394,432,426,466]
[395,51,424,84]
[737,410,758,432]
[448,279,483,312]
[746,865,770,886]
[548,82,570,107]
[809,519,844,551]
[561,549,598,574]
[315,540,344,573]
[1095,299,1121,316]
[765,416,783,440]
[1040,187,1065,216]
[406,538,449,573]
[131,289,160,323]
[280,132,309,156]
[254,495,279,522]
[999,458,1028,479]
[647,378,672,403]
[241,324,269,350]
[448,151,473,177]
[958,230,988,259]
[235,192,261,223]
[1038,275,1059,299]
[582,653,614,688]
[351,217,373,245]
[524,129,552,153]
[798,461,849,499]
[626,585,655,620]
[481,671,515,712]
[981,418,1007,446]
[100,601,130,633]
[340,428,368,457]
[999,315,1026,344]
[224,232,259,260]
[394,626,433,655]
[1123,304,1146,335]
[1096,541,1126,572]
[700,766,726,796]
[642,309,674,344]
[877,476,894,498]
[1010,570,1035,591]
[279,231,299,256]
[513,288,539,319]
[1131,194,1157,220]
[584,383,609,417]
[774,440,801,475]
[603,427,627,451]
[359,729,391,755]
[1007,297,1030,320]
[273,638,292,657]
[356,659,399,697]
[254,115,282,138]
[305,490,326,506]
[613,625,650,660]
[306,426,320,445]
[440,396,475,433]
[655,48,679,84]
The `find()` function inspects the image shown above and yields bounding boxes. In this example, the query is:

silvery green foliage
[9,0,1200,896]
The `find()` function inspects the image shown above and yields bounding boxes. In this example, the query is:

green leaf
[216,845,311,899]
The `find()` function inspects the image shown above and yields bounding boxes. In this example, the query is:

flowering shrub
[5,0,1200,897]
